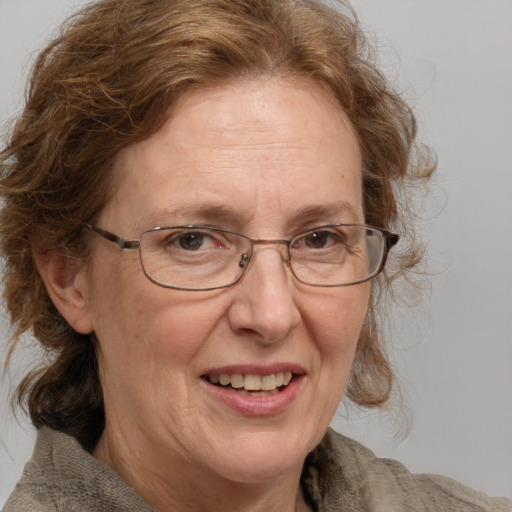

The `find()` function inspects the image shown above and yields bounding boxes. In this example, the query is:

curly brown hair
[0,0,433,450]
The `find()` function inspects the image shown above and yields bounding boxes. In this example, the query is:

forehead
[103,77,363,234]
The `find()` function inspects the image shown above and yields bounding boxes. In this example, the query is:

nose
[227,245,301,343]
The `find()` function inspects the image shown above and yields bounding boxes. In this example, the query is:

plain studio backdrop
[0,0,511,506]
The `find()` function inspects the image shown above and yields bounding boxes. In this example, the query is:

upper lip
[201,363,306,377]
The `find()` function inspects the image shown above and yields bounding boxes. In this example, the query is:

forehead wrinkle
[136,203,250,230]
[202,141,308,151]
[292,202,362,225]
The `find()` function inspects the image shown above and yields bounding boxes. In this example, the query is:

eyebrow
[291,202,361,224]
[139,200,362,232]
[139,203,248,228]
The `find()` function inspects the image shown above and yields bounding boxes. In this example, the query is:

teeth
[244,374,261,391]
[219,374,230,386]
[230,374,244,389]
[261,374,276,391]
[207,371,294,392]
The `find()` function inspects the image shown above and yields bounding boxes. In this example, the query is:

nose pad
[281,247,291,265]
[274,243,291,265]
[238,244,291,271]
[239,253,249,268]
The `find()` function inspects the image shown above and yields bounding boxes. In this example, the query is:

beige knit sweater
[3,427,510,511]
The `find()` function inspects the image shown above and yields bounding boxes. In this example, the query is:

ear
[35,250,94,334]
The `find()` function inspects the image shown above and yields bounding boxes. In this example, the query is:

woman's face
[81,77,370,485]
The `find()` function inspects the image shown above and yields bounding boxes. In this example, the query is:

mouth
[203,371,294,397]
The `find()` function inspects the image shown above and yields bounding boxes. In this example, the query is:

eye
[304,231,332,249]
[161,229,226,252]
[178,232,207,251]
[294,229,342,250]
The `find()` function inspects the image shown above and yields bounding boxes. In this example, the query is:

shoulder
[302,428,512,512]
[3,428,69,512]
[2,428,154,512]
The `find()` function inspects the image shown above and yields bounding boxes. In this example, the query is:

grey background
[1,0,511,505]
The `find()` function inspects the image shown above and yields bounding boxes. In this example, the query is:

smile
[205,372,294,396]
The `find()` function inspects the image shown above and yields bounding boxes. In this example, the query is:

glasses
[83,223,399,291]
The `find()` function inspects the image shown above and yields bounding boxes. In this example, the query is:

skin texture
[40,77,371,512]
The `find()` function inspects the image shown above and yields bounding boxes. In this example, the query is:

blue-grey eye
[178,232,205,250]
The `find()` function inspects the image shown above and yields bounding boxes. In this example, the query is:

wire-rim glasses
[83,223,399,291]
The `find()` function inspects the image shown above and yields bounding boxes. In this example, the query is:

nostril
[234,327,262,339]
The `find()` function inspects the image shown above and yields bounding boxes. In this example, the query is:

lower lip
[201,376,304,416]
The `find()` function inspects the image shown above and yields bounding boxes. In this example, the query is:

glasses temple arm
[82,224,140,250]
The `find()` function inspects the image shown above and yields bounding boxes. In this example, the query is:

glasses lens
[139,227,251,290]
[290,225,385,286]
[138,224,390,290]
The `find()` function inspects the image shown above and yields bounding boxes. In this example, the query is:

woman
[0,0,509,511]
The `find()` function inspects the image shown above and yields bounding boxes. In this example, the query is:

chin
[202,428,317,484]
[212,454,302,485]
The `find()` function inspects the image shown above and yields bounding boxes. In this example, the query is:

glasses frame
[82,223,399,291]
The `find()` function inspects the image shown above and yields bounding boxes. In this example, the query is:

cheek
[297,285,370,442]
[305,285,370,403]
[302,283,370,355]
[91,270,227,380]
